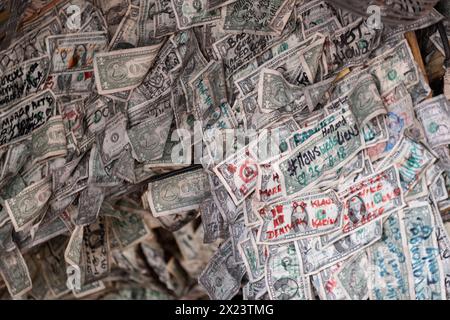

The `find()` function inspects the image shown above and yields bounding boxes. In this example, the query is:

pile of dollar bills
[0,0,449,300]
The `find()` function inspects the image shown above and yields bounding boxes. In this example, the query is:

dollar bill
[200,198,227,240]
[431,174,448,203]
[238,236,264,281]
[0,248,32,298]
[370,84,417,158]
[96,112,131,167]
[402,202,446,300]
[31,116,67,165]
[303,16,341,40]
[46,31,108,73]
[83,216,110,282]
[74,185,105,226]
[93,44,163,94]
[405,176,429,202]
[190,60,228,120]
[276,108,364,197]
[304,77,335,111]
[445,67,450,102]
[311,261,348,300]
[432,201,450,299]
[128,111,173,163]
[367,211,415,300]
[414,95,450,148]
[331,165,405,242]
[257,68,305,113]
[128,93,173,126]
[377,136,436,194]
[213,33,282,76]
[210,185,242,223]
[213,145,258,205]
[298,219,383,275]
[256,163,285,204]
[369,39,419,95]
[257,190,342,244]
[198,239,244,300]
[348,73,386,128]
[172,0,222,30]
[268,0,296,35]
[131,41,181,105]
[64,225,84,269]
[324,18,381,72]
[382,8,444,40]
[222,0,284,35]
[4,177,52,232]
[0,89,57,147]
[110,210,150,248]
[297,0,336,31]
[243,276,268,300]
[0,17,61,72]
[147,168,211,216]
[234,37,324,96]
[96,0,129,37]
[0,56,50,111]
[44,70,95,96]
[265,242,311,300]
[335,251,369,300]
[153,0,177,38]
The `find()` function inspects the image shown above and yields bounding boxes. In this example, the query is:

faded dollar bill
[4,177,52,232]
[128,111,173,163]
[148,168,211,216]
[0,0,449,302]
[414,95,450,148]
[234,36,324,96]
[265,241,311,300]
[93,43,163,94]
[257,68,305,113]
[368,211,415,300]
[298,219,383,275]
[222,0,285,35]
[200,198,229,244]
[324,18,381,72]
[238,236,264,281]
[109,210,150,248]
[213,33,282,76]
[31,116,68,165]
[0,248,32,298]
[376,136,436,194]
[402,202,446,300]
[335,251,369,300]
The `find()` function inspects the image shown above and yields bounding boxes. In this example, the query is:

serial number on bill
[175,304,274,317]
